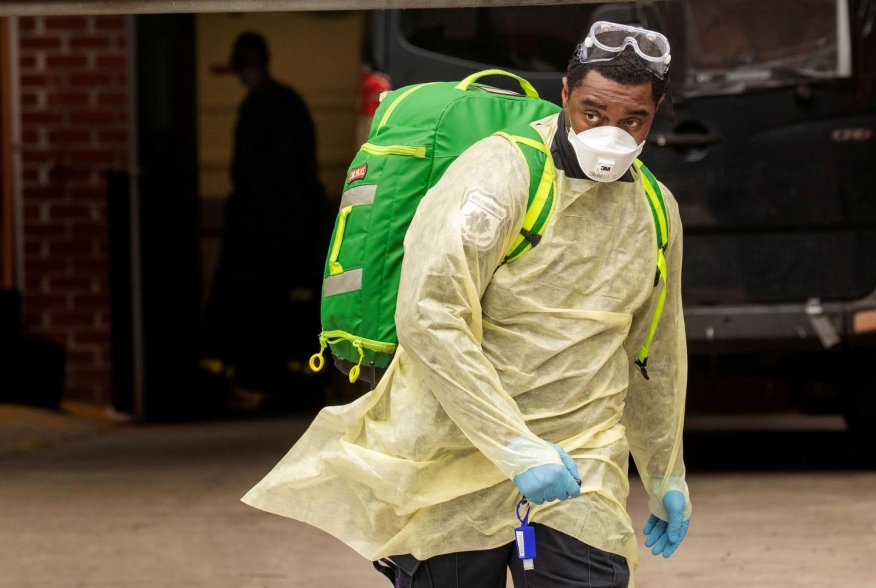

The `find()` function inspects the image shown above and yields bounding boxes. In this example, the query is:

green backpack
[309,70,669,383]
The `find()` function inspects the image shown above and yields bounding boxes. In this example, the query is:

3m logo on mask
[597,158,616,175]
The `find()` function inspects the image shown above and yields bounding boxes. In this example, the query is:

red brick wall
[18,15,129,405]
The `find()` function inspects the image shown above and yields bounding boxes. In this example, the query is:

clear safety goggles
[575,21,671,79]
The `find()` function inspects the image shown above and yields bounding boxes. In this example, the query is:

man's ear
[561,76,569,108]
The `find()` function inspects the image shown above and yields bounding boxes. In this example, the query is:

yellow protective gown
[242,114,690,583]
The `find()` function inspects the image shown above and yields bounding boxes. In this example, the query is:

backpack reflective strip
[324,268,363,297]
[340,184,377,208]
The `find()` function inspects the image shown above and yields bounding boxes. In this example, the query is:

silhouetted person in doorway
[201,32,325,410]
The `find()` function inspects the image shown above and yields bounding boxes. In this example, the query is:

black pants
[373,524,629,588]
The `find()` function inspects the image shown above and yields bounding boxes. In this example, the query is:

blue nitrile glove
[643,490,690,558]
[512,443,581,505]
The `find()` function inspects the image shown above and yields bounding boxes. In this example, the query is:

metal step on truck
[363,0,876,452]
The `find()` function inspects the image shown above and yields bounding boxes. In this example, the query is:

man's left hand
[643,490,689,558]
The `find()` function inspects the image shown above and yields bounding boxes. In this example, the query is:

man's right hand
[513,444,581,505]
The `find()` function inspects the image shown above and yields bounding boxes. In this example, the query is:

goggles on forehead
[575,21,671,79]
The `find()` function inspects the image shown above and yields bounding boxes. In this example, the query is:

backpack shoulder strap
[495,123,557,264]
[632,159,671,380]
[634,159,670,250]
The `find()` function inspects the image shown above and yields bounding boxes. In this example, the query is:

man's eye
[625,119,642,129]
[584,112,601,123]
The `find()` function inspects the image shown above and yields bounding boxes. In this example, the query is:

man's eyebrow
[625,107,652,117]
[580,97,608,110]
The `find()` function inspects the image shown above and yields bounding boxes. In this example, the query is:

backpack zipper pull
[309,335,328,373]
[349,339,366,383]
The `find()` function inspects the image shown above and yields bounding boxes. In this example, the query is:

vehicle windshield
[681,0,851,97]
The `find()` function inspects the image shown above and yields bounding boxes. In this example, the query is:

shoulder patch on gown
[460,189,509,252]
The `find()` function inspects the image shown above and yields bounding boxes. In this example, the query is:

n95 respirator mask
[567,124,644,183]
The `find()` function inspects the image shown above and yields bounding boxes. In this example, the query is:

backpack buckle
[634,358,650,380]
[519,228,542,247]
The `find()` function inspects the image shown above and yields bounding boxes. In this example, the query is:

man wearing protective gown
[243,23,691,588]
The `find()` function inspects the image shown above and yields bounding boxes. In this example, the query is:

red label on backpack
[348,164,368,184]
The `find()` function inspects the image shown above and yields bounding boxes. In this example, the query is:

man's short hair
[231,32,270,71]
[566,46,668,104]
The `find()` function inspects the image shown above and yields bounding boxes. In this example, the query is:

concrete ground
[1,406,875,587]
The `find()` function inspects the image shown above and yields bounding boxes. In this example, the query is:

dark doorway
[113,14,203,420]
